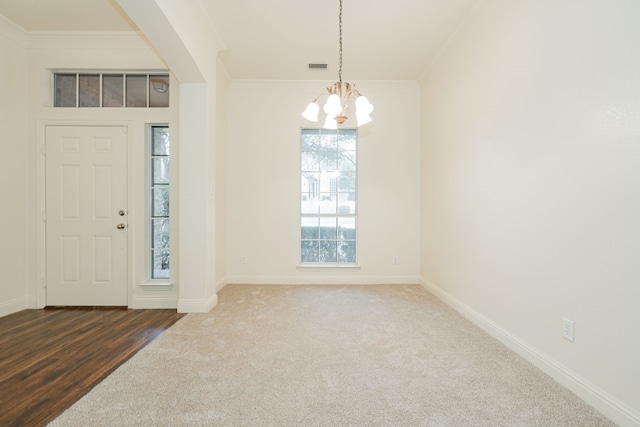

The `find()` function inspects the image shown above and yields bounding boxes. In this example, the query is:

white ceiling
[0,0,478,80]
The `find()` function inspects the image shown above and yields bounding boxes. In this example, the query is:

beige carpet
[49,285,615,426]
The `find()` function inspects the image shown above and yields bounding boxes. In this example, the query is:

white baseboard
[26,295,41,309]
[420,278,640,427]
[225,276,420,286]
[0,297,27,318]
[130,295,178,309]
[177,293,218,313]
[216,277,228,292]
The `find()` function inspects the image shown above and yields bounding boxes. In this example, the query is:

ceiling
[0,0,479,80]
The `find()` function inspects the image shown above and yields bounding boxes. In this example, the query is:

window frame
[52,72,170,108]
[300,128,358,266]
[149,125,170,280]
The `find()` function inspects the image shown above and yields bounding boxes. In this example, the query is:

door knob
[119,210,126,216]
[116,223,126,229]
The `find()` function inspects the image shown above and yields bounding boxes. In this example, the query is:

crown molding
[0,14,28,47]
[26,30,152,50]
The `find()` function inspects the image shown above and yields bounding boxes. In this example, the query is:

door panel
[46,126,128,306]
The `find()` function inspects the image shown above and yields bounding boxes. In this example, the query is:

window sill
[297,264,360,270]
[138,281,173,291]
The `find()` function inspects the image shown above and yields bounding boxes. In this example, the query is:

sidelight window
[151,126,170,279]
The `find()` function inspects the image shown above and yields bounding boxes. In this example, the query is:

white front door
[45,125,128,306]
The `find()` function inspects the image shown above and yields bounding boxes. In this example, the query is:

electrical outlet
[240,256,247,265]
[562,318,574,342]
[392,256,399,265]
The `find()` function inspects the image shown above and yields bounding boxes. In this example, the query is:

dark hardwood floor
[0,307,185,427]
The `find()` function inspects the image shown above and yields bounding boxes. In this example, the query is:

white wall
[226,80,421,284]
[0,17,28,316]
[23,32,177,309]
[116,0,224,312]
[420,1,640,425]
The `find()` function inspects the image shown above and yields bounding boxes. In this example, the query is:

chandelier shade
[301,0,373,129]
[301,100,320,122]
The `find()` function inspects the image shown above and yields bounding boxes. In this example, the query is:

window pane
[338,217,356,239]
[152,218,170,248]
[126,75,147,107]
[149,75,170,108]
[338,131,356,150]
[337,200,353,215]
[338,241,356,263]
[301,152,319,171]
[301,198,318,214]
[319,217,337,240]
[319,241,337,262]
[319,175,336,192]
[152,187,170,217]
[54,74,76,107]
[153,127,170,155]
[319,194,337,214]
[152,158,170,184]
[103,74,123,107]
[301,131,320,151]
[79,74,100,107]
[338,151,356,171]
[301,240,319,263]
[319,152,337,171]
[152,249,170,279]
[338,172,356,191]
[301,217,319,239]
[318,130,338,149]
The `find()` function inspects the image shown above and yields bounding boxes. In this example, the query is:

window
[151,126,170,279]
[301,128,357,264]
[53,73,170,108]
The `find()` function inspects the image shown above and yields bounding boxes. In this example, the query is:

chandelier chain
[338,0,343,83]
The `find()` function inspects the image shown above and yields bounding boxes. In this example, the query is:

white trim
[226,276,420,286]
[0,297,27,318]
[138,282,173,290]
[0,13,28,47]
[215,277,228,292]
[26,31,150,50]
[228,79,421,95]
[130,295,178,309]
[177,293,218,313]
[296,264,360,270]
[420,278,640,427]
[26,295,39,309]
[36,122,47,308]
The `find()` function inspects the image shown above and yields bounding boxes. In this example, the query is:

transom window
[53,72,170,108]
[301,128,357,264]
[151,126,170,279]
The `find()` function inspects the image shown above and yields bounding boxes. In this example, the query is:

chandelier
[301,0,374,129]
